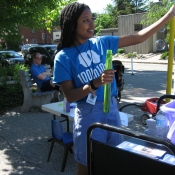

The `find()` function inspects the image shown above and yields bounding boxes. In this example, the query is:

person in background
[30,52,61,92]
[53,2,175,175]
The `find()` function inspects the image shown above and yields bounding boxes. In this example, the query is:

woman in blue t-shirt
[53,2,175,175]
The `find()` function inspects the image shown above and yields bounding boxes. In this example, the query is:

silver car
[21,44,38,56]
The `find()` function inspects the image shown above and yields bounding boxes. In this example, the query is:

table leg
[47,115,56,142]
[61,114,69,132]
[48,138,53,142]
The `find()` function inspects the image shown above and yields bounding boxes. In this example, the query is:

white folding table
[42,101,133,131]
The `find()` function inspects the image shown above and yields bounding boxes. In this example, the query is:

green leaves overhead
[94,13,115,35]
[141,0,169,25]
[141,0,171,43]
[94,0,149,35]
[0,0,74,39]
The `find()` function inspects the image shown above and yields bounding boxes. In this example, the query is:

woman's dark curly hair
[57,2,90,50]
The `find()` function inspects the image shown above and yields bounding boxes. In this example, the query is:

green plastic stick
[103,50,112,113]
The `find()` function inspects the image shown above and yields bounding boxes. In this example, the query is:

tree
[113,0,148,14]
[94,13,115,35]
[109,0,148,27]
[94,1,134,35]
[93,0,149,35]
[114,0,135,15]
[132,0,148,13]
[141,0,170,42]
[0,0,73,46]
[141,0,168,25]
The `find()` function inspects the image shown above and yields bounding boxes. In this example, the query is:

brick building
[19,26,53,45]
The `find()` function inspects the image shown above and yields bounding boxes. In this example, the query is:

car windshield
[43,45,56,50]
[43,45,57,56]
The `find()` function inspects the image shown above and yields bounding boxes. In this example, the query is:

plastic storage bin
[161,101,175,144]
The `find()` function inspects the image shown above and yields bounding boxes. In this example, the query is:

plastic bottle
[103,50,112,113]
[156,110,169,139]
[63,97,70,112]
[66,101,70,112]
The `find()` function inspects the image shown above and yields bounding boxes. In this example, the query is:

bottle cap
[106,50,112,58]
[107,50,112,54]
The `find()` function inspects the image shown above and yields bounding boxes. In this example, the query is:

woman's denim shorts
[73,97,123,166]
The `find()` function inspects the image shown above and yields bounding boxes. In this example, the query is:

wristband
[89,84,95,93]
[90,80,98,90]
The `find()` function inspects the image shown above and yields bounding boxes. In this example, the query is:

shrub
[126,53,137,58]
[118,48,125,54]
[0,64,29,114]
[161,52,168,60]
[0,44,3,50]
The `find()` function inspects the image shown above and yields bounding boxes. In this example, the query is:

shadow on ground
[0,108,76,175]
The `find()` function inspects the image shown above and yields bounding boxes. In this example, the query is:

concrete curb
[113,58,168,65]
[112,54,168,65]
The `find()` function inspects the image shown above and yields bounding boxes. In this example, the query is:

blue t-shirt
[53,36,119,102]
[30,63,50,88]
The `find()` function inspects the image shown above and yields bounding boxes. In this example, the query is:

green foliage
[0,0,74,39]
[141,0,169,25]
[113,0,148,14]
[133,0,149,13]
[160,51,169,60]
[118,48,125,54]
[97,0,149,28]
[0,64,28,114]
[114,0,134,15]
[141,0,170,42]
[4,34,22,51]
[0,64,28,84]
[94,0,149,35]
[94,13,115,35]
[126,52,137,58]
[0,83,24,114]
[0,44,3,50]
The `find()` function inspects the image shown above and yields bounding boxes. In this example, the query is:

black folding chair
[87,123,175,175]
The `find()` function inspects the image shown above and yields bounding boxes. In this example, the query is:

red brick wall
[19,26,53,45]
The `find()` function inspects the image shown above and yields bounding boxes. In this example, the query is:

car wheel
[24,54,31,64]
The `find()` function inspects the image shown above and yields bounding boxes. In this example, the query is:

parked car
[0,51,24,67]
[24,45,57,68]
[21,44,38,56]
[40,45,57,58]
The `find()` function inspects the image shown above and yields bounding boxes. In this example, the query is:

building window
[32,28,35,33]
[32,39,37,44]
[42,33,45,39]
[134,24,142,31]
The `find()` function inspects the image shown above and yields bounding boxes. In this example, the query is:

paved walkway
[0,53,172,175]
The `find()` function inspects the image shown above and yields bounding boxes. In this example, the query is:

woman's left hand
[93,69,116,88]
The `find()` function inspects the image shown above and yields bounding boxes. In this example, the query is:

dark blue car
[0,51,24,67]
